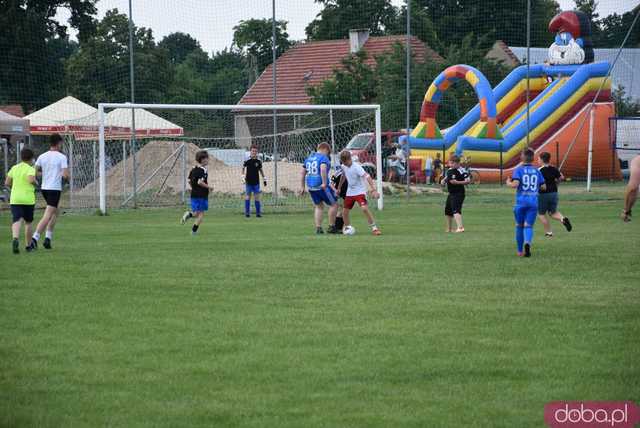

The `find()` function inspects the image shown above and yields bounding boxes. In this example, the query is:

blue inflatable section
[401,61,611,154]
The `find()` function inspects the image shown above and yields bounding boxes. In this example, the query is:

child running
[181,150,214,235]
[507,149,546,257]
[443,154,470,233]
[242,146,266,218]
[537,152,572,237]
[337,150,381,235]
[5,148,37,254]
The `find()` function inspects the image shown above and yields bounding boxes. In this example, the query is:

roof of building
[485,40,521,67]
[239,35,443,106]
[0,105,25,118]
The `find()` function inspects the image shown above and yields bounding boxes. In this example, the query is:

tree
[159,32,206,65]
[574,0,603,45]
[613,86,640,117]
[305,0,399,41]
[599,9,640,48]
[233,19,292,76]
[65,9,173,104]
[0,0,97,110]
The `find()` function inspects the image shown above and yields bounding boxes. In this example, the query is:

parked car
[344,131,405,178]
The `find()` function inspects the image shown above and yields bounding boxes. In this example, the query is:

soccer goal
[63,103,382,214]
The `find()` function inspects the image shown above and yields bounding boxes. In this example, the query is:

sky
[56,0,639,54]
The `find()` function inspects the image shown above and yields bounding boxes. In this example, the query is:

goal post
[93,103,382,215]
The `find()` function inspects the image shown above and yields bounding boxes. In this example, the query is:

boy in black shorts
[242,146,267,217]
[181,150,214,235]
[537,152,572,237]
[331,161,348,232]
[443,155,470,233]
[5,148,37,253]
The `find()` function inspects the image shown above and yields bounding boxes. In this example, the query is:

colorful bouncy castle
[402,10,621,182]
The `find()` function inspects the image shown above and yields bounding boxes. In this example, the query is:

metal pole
[499,142,503,185]
[405,0,411,199]
[272,0,278,201]
[99,105,107,214]
[122,139,127,202]
[2,139,8,178]
[375,107,383,210]
[525,0,531,147]
[69,138,74,209]
[93,140,97,201]
[329,108,335,154]
[182,143,187,203]
[587,107,595,192]
[556,141,560,168]
[128,0,137,208]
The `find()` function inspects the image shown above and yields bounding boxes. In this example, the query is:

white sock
[33,232,40,241]
[369,223,377,230]
[45,230,53,240]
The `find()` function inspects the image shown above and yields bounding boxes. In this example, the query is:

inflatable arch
[412,64,503,141]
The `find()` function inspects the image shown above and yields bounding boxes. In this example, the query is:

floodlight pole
[405,0,411,199]
[128,0,137,208]
[272,0,278,200]
[525,0,531,147]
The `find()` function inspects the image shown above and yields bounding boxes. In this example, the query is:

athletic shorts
[11,204,35,223]
[190,197,209,212]
[331,176,347,199]
[41,189,61,208]
[344,194,368,210]
[537,192,559,215]
[445,193,465,216]
[245,184,261,194]
[309,187,337,206]
[514,204,538,226]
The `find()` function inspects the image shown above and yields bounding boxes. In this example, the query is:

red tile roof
[239,35,442,105]
[0,105,25,117]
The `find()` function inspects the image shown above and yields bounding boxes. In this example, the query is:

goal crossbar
[97,103,383,214]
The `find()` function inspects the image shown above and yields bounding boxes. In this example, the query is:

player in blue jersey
[507,149,546,257]
[299,142,339,234]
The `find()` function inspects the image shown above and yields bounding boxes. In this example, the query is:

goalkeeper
[242,146,266,218]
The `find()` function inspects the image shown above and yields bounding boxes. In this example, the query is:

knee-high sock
[515,226,524,252]
[524,226,534,244]
[255,200,261,215]
[244,199,251,215]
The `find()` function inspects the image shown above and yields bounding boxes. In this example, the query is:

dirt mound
[80,140,304,197]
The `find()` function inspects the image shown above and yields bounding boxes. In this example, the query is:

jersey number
[306,160,319,175]
[521,174,538,191]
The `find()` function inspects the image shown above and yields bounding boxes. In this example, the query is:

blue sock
[515,226,524,253]
[244,199,250,215]
[255,200,261,216]
[524,226,534,244]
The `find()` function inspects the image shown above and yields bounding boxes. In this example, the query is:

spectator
[424,155,433,184]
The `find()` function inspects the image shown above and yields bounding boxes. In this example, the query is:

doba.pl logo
[545,402,640,428]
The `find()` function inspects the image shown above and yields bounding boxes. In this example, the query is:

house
[235,30,442,146]
[0,104,26,118]
[485,40,521,68]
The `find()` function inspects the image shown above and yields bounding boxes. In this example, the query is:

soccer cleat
[372,228,382,236]
[30,238,38,250]
[25,243,36,253]
[180,211,191,225]
[12,239,19,254]
[524,243,531,258]
[43,238,52,249]
[316,227,324,235]
[562,217,572,232]
[455,227,465,233]
[545,232,553,238]
[327,225,339,234]
[245,213,250,218]
[256,214,262,218]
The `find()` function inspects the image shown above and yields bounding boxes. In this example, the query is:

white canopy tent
[25,96,97,135]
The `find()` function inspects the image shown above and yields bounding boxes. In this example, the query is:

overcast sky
[56,0,638,53]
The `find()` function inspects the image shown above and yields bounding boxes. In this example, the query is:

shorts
[245,184,261,194]
[41,189,61,208]
[514,204,538,226]
[331,176,347,199]
[344,194,368,210]
[445,193,465,216]
[309,187,337,206]
[538,192,559,215]
[11,204,35,223]
[190,197,209,212]
[424,169,432,178]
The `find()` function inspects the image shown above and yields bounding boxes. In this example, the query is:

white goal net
[61,104,382,214]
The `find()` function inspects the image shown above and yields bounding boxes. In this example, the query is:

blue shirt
[304,153,331,190]
[513,164,545,207]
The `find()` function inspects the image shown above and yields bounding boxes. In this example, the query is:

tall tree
[65,9,172,104]
[159,32,206,65]
[599,9,640,48]
[305,0,399,41]
[0,0,97,110]
[233,19,292,77]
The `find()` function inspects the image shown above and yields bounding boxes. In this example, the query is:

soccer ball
[343,225,356,235]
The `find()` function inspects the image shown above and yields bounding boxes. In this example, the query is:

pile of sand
[79,140,304,197]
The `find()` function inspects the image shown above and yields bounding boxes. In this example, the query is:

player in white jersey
[32,134,69,250]
[622,155,640,222]
[337,150,381,235]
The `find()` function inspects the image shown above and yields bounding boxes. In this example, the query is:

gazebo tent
[0,110,30,136]
[25,96,97,135]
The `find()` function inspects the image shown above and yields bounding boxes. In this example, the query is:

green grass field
[1,186,639,427]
